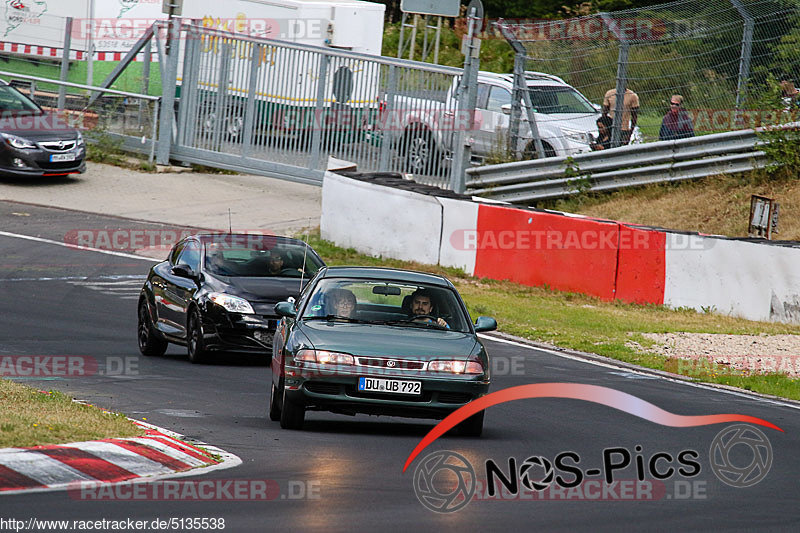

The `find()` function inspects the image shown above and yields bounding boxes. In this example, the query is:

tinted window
[528,86,596,114]
[169,242,185,265]
[301,278,471,333]
[176,240,201,272]
[476,83,491,109]
[486,87,511,113]
[0,86,43,115]
[202,236,324,278]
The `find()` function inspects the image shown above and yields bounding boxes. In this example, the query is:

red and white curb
[0,420,241,496]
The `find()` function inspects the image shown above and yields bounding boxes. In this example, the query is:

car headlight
[208,292,254,314]
[428,358,484,374]
[296,349,354,365]
[561,128,591,145]
[2,133,36,149]
[75,131,84,147]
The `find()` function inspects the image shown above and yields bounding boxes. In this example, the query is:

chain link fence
[489,0,800,144]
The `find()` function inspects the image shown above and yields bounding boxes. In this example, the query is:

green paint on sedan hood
[298,321,478,358]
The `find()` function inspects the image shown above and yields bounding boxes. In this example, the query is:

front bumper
[201,309,278,354]
[284,363,490,420]
[0,144,86,177]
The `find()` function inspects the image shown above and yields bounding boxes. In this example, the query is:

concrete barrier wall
[472,204,621,300]
[321,172,800,324]
[664,234,800,322]
[320,172,442,264]
[438,198,479,275]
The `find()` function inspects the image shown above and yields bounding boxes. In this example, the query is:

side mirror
[171,264,196,279]
[474,316,497,332]
[592,103,602,112]
[275,301,297,318]
[501,103,512,116]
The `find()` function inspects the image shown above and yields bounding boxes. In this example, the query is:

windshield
[0,85,43,116]
[301,278,472,333]
[527,86,596,114]
[202,236,324,278]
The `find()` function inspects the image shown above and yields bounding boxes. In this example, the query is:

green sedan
[269,266,497,436]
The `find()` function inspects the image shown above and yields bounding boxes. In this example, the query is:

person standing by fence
[658,95,695,141]
[602,87,639,145]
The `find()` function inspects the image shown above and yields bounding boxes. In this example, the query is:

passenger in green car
[327,288,357,318]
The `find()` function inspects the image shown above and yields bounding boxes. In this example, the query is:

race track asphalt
[1,201,798,532]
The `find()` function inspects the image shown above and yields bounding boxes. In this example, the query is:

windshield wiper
[302,314,370,323]
[381,318,447,329]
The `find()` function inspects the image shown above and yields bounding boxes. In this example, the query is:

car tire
[137,299,168,357]
[457,410,484,437]
[404,126,440,175]
[187,309,209,364]
[524,140,556,159]
[279,386,305,430]
[269,382,281,421]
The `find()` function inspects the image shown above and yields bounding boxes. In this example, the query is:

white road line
[68,280,145,286]
[62,442,174,477]
[0,450,97,485]
[0,275,146,283]
[478,333,800,411]
[0,230,159,262]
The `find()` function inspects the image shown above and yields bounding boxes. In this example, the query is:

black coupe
[137,233,325,363]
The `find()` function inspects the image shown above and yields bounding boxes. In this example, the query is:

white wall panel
[321,172,442,264]
[437,197,478,275]
[664,233,800,323]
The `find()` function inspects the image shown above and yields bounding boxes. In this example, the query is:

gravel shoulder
[630,333,800,377]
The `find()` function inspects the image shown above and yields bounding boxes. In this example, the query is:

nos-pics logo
[412,424,773,513]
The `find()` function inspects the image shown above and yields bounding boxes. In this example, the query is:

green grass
[0,380,142,448]
[0,56,162,95]
[307,233,800,400]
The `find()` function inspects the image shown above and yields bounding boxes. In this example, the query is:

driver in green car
[409,289,449,328]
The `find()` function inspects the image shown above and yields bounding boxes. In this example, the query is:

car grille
[305,382,342,395]
[39,160,82,171]
[345,386,433,403]
[39,140,77,152]
[355,357,426,371]
[437,392,474,404]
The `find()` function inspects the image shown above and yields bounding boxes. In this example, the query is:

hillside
[544,171,800,240]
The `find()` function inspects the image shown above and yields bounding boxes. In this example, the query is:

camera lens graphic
[709,424,773,488]
[412,450,476,513]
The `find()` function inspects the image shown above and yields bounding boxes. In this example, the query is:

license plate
[50,153,76,162]
[358,377,421,395]
[254,330,272,342]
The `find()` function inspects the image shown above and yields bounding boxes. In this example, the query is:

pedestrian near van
[602,87,639,144]
[659,95,694,141]
[591,115,613,150]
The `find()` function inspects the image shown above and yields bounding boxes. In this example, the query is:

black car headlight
[208,292,255,314]
[1,133,36,149]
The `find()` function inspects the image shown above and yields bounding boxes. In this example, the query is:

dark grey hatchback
[0,81,86,178]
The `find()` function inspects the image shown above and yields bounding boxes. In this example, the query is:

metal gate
[168,23,467,188]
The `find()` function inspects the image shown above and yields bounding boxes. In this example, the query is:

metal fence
[0,70,160,162]
[166,23,469,187]
[489,0,800,147]
[2,2,799,194]
[465,128,769,203]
